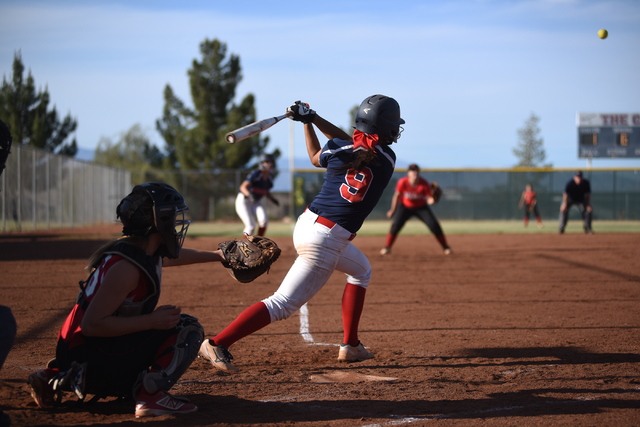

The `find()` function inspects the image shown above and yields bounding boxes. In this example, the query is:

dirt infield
[1,227,639,426]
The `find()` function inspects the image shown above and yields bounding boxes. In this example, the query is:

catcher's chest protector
[78,243,162,317]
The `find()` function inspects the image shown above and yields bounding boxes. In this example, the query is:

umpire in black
[559,171,593,234]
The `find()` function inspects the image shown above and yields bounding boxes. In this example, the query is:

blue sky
[2,0,639,175]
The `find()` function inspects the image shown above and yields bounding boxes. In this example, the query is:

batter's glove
[0,119,12,177]
[219,235,281,283]
[430,182,442,203]
[287,101,316,124]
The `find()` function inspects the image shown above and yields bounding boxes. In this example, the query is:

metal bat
[225,112,292,144]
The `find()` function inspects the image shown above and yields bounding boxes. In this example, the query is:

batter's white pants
[235,192,268,236]
[261,209,372,322]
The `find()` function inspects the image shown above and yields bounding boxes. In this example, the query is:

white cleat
[198,339,239,371]
[338,341,374,363]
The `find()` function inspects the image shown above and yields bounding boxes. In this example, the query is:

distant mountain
[75,147,94,162]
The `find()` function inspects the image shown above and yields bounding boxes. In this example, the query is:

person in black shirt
[559,171,593,234]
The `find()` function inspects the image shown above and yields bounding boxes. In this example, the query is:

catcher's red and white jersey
[57,254,157,350]
[396,176,431,210]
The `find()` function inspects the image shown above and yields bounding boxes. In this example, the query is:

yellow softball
[598,29,608,39]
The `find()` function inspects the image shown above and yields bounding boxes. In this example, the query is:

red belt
[308,209,356,241]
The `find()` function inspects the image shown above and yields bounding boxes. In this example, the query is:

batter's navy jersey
[246,169,274,201]
[309,138,396,234]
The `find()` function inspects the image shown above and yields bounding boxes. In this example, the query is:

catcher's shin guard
[135,314,204,396]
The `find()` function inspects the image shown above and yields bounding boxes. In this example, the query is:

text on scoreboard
[577,113,640,158]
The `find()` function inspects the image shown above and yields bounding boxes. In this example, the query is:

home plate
[310,371,398,383]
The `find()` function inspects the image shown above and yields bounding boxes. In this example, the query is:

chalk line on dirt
[299,302,336,346]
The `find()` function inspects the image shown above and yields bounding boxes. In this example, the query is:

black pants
[558,199,592,232]
[390,203,444,237]
[524,203,540,220]
[56,327,178,398]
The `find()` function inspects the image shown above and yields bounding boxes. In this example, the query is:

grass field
[187,219,640,237]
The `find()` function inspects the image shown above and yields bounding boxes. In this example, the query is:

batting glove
[287,101,316,124]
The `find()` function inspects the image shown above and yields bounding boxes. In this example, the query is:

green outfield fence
[292,167,640,222]
[140,167,640,223]
[2,145,639,232]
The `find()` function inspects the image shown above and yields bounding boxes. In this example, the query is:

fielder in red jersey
[518,183,542,228]
[381,163,451,256]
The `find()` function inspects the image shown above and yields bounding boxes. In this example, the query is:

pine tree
[156,38,272,171]
[513,112,550,167]
[0,51,77,156]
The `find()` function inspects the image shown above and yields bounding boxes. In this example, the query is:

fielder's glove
[0,119,12,177]
[287,101,316,124]
[430,182,442,203]
[219,235,281,283]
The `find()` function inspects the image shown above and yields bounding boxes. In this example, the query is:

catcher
[380,163,452,256]
[27,182,279,418]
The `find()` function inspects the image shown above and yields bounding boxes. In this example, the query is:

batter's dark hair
[345,149,379,172]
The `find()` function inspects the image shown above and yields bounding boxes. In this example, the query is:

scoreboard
[577,112,640,158]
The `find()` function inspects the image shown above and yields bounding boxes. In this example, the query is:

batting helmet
[355,95,405,143]
[116,182,190,259]
[260,153,275,164]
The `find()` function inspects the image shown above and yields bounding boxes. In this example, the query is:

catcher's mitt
[0,119,12,177]
[430,182,442,203]
[219,235,281,283]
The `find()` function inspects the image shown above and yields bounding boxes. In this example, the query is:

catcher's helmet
[116,182,190,259]
[355,95,405,143]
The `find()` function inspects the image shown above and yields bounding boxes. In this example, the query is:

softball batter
[199,95,404,370]
[235,153,280,236]
[27,183,228,418]
[380,163,451,256]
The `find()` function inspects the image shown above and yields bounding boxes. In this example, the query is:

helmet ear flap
[117,191,155,237]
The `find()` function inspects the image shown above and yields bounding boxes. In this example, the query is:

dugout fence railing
[1,144,131,232]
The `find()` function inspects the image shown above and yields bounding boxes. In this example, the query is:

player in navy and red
[518,183,542,228]
[235,153,280,236]
[381,163,451,256]
[198,95,404,370]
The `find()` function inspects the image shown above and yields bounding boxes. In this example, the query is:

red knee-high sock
[342,283,367,347]
[257,226,267,236]
[435,234,449,249]
[212,302,271,348]
[384,233,397,249]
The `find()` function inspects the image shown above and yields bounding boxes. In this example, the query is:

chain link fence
[2,145,638,233]
[1,144,131,231]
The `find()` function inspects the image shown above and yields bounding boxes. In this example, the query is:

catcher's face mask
[154,199,190,259]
